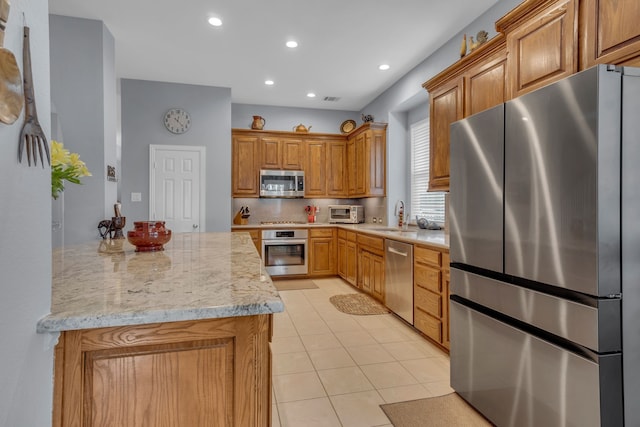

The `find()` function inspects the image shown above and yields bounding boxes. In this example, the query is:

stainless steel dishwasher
[385,240,414,325]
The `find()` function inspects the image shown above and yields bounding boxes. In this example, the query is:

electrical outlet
[131,192,142,202]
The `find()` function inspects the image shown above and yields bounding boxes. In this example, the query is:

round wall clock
[163,108,191,134]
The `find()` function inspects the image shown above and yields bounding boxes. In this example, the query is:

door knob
[193,224,199,229]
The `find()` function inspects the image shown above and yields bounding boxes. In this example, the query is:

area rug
[380,393,493,427]
[329,293,390,315]
[273,279,319,291]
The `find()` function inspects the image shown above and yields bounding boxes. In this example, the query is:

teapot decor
[251,115,265,130]
[293,123,311,133]
[361,114,374,123]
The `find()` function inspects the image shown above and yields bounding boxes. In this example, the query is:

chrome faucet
[394,200,406,228]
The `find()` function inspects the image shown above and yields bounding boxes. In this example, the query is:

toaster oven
[328,205,364,224]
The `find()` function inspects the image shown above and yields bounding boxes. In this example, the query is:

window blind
[410,119,446,223]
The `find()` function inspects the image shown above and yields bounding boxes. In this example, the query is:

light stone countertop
[232,223,449,250]
[36,232,284,333]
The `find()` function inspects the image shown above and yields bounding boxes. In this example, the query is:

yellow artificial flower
[51,140,92,199]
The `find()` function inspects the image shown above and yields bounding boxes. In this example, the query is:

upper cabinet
[347,123,387,197]
[580,0,640,68]
[232,134,260,197]
[231,124,386,198]
[497,0,578,98]
[260,137,303,170]
[424,35,507,192]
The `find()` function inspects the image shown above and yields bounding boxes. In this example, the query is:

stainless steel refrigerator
[449,65,640,427]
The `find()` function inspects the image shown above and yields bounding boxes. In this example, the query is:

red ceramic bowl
[127,221,172,252]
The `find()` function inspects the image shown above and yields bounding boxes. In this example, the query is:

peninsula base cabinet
[357,234,385,302]
[53,315,273,427]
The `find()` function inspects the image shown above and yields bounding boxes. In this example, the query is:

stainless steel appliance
[385,240,413,324]
[449,65,640,427]
[260,169,305,198]
[328,205,364,223]
[261,229,308,276]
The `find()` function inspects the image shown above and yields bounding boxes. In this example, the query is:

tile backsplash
[232,198,388,225]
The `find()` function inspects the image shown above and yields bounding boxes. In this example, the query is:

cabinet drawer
[357,234,384,252]
[347,231,357,242]
[337,229,346,240]
[414,263,441,293]
[415,246,441,267]
[310,228,334,238]
[415,309,442,343]
[415,286,442,318]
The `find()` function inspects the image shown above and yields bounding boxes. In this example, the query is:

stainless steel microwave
[328,205,364,223]
[260,170,305,198]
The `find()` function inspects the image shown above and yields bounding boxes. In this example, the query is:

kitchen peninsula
[38,232,283,427]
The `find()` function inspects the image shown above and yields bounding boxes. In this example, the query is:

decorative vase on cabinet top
[251,116,265,130]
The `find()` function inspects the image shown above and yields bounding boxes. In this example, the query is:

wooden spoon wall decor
[0,0,24,125]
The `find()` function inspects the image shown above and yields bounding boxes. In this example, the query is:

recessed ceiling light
[265,80,274,86]
[286,40,298,48]
[307,92,316,98]
[208,17,222,27]
[378,64,390,71]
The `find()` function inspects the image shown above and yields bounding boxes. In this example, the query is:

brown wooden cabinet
[231,135,260,197]
[53,315,272,427]
[346,123,386,197]
[356,233,385,302]
[498,0,578,98]
[413,244,450,350]
[309,228,336,276]
[580,0,640,68]
[260,137,303,170]
[427,77,464,192]
[423,35,507,192]
[326,140,347,197]
[304,140,327,197]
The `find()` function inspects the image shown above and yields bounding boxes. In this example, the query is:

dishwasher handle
[387,247,409,257]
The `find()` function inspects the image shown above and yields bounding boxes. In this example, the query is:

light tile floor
[271,277,453,427]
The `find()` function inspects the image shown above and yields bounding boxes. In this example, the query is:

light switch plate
[131,192,142,202]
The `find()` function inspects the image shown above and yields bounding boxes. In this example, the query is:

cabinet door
[327,140,347,196]
[232,135,259,197]
[359,249,372,294]
[367,130,386,196]
[260,137,281,169]
[371,253,385,302]
[465,49,507,115]
[346,241,357,286]
[281,139,303,170]
[304,141,327,197]
[337,238,347,279]
[309,237,336,276]
[581,0,640,68]
[429,77,463,192]
[354,134,367,196]
[506,0,578,98]
[347,138,357,195]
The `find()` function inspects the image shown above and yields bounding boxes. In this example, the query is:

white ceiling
[48,0,499,111]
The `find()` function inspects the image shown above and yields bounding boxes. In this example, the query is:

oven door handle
[263,239,308,245]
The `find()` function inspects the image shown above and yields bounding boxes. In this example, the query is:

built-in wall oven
[261,229,308,276]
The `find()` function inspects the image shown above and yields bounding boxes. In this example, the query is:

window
[410,119,446,223]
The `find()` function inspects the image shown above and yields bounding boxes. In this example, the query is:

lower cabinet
[337,229,357,286]
[53,315,273,427]
[414,244,450,350]
[357,233,385,302]
[309,228,337,276]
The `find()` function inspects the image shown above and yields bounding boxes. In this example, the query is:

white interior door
[150,145,206,233]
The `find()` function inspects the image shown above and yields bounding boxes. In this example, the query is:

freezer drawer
[451,268,621,352]
[450,300,623,427]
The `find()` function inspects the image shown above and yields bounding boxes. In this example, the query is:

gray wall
[359,0,522,222]
[49,15,118,245]
[120,79,232,231]
[0,0,54,426]
[232,103,359,133]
